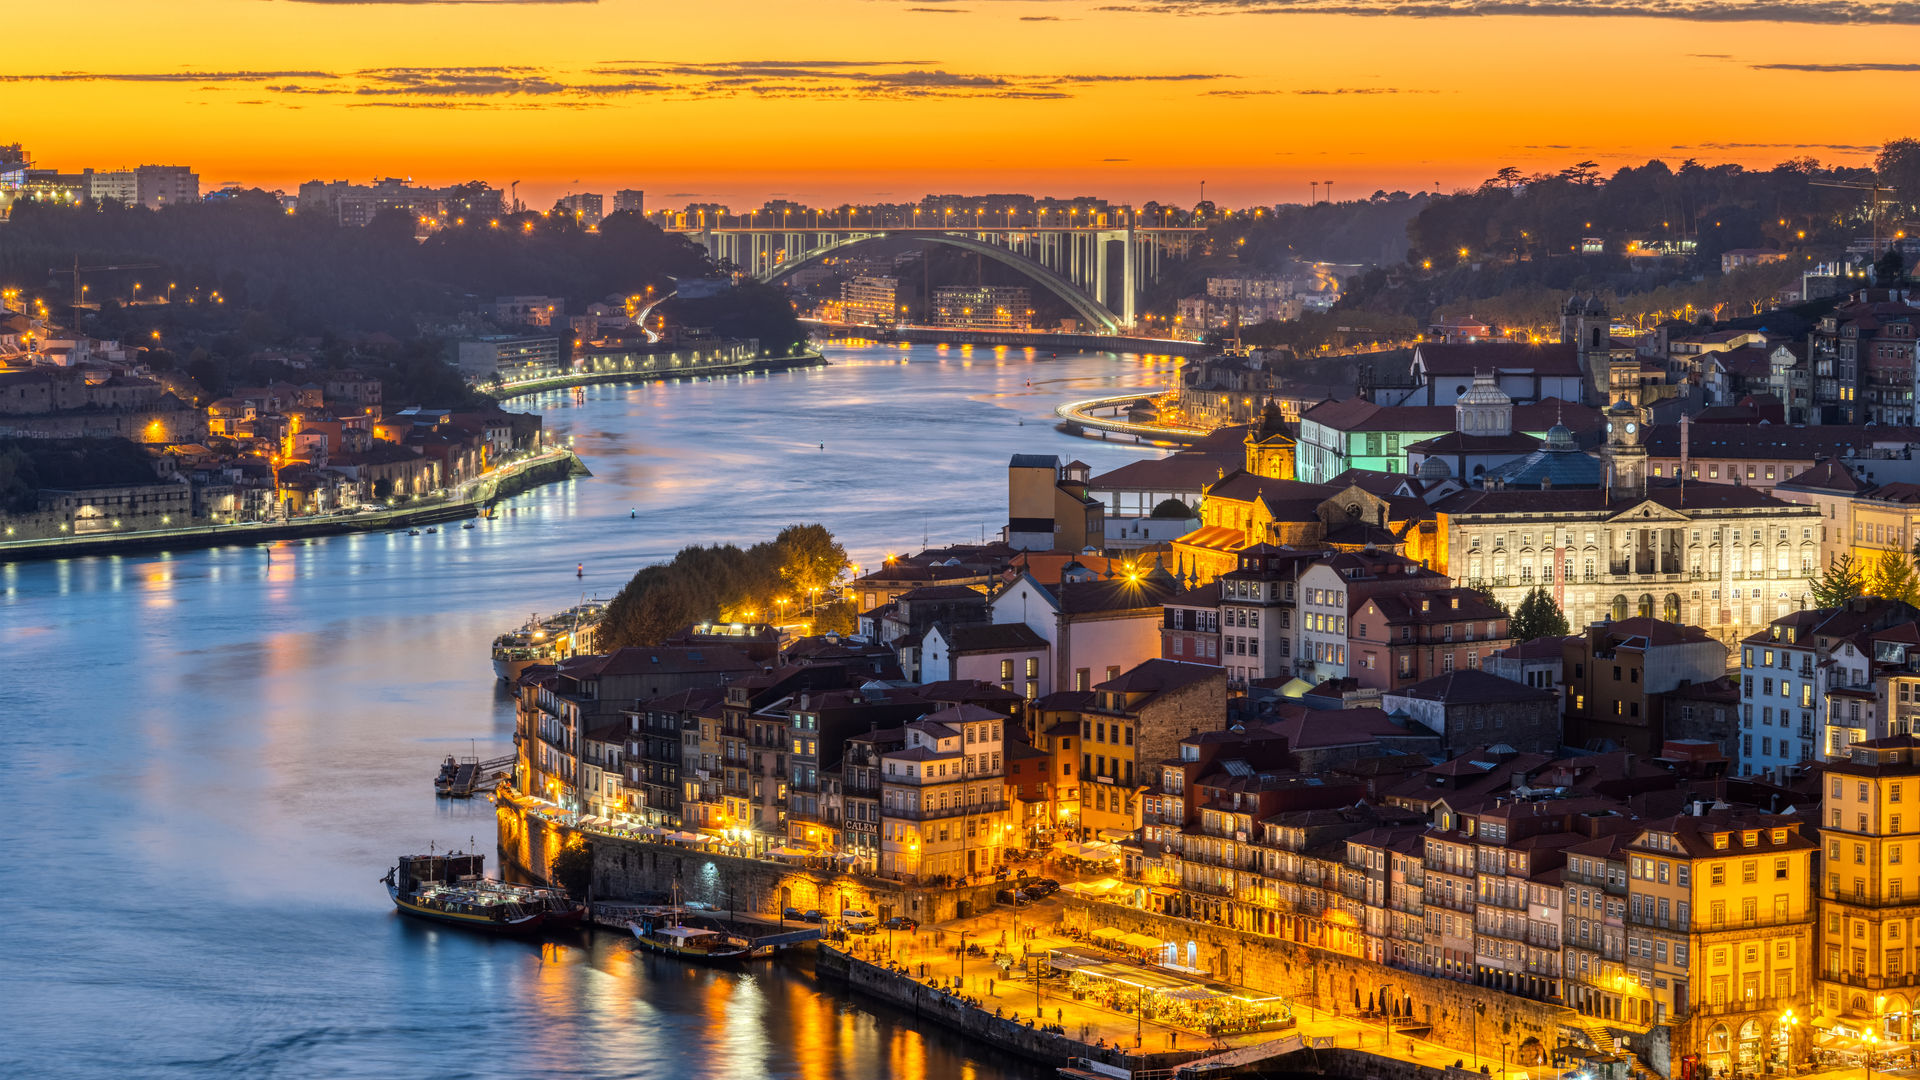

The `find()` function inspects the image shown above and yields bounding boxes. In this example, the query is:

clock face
[1607,422,1614,433]
[1626,422,1637,434]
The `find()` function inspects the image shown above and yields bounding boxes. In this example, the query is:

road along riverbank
[484,348,827,401]
[0,447,587,563]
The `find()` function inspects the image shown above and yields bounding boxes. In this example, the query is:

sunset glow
[6,0,1911,206]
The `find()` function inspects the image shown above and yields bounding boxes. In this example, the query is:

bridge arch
[745,232,1123,333]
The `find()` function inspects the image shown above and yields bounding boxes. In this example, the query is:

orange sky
[3,0,1910,209]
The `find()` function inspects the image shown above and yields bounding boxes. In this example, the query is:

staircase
[1564,1012,1660,1080]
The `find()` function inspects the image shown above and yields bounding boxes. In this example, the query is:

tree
[1812,553,1865,609]
[776,523,848,607]
[1465,581,1507,615]
[1510,586,1571,642]
[1878,138,1920,216]
[1878,246,1907,287]
[548,837,593,899]
[1867,547,1920,605]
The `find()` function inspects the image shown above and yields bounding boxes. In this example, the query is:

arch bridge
[671,223,1202,333]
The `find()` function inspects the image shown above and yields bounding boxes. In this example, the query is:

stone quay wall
[814,944,1199,1074]
[1063,898,1588,1071]
[500,803,1008,925]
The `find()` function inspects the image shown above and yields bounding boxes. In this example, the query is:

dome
[1607,398,1638,417]
[1542,424,1577,452]
[1418,456,1452,481]
[1455,371,1511,407]
[1585,294,1607,316]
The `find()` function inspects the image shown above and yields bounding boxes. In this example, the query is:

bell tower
[1562,294,1612,405]
[1603,398,1647,502]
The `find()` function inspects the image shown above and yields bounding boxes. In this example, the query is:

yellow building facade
[1819,735,1920,1044]
[1621,811,1815,1074]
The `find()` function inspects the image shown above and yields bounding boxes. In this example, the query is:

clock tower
[1603,398,1647,502]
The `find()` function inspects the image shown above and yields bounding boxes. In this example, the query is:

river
[2,342,1179,1079]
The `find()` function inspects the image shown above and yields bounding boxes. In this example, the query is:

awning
[1160,986,1217,1002]
[1091,927,1125,941]
[1120,932,1164,951]
[769,846,812,858]
[1097,829,1134,843]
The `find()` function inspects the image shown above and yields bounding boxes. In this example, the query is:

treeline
[1405,157,1873,269]
[0,192,712,337]
[0,437,161,513]
[600,524,851,648]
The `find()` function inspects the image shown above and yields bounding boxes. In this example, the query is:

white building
[1737,602,1909,779]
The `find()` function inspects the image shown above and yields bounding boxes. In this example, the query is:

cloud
[22,57,1233,107]
[1019,13,1064,17]
[905,5,969,9]
[1670,141,1879,151]
[1750,61,1920,71]
[1101,157,1131,161]
[1205,86,1425,95]
[1087,0,1920,23]
[0,70,333,82]
[278,0,594,4]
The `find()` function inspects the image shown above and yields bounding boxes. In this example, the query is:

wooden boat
[629,917,751,963]
[384,851,583,935]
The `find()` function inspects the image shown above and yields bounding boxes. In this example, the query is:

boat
[462,521,476,530]
[407,528,421,536]
[490,601,608,682]
[627,888,751,963]
[383,851,584,935]
[432,755,458,796]
[629,920,751,963]
[425,527,438,534]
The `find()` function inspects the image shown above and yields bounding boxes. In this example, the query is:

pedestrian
[989,978,996,996]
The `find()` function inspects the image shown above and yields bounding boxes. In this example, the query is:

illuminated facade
[1818,736,1920,1044]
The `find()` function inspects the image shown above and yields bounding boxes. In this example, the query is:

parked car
[841,908,876,927]
[683,900,716,911]
[802,909,825,923]
[782,906,806,921]
[995,888,1031,905]
[882,917,918,931]
[1028,878,1060,897]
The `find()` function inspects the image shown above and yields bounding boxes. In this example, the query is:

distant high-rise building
[91,165,198,210]
[556,193,603,226]
[841,276,899,328]
[296,178,501,228]
[932,286,1032,331]
[613,189,645,216]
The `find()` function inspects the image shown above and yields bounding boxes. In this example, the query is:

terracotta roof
[1406,431,1543,454]
[1414,341,1585,377]
[937,622,1048,653]
[1095,658,1224,703]
[1088,453,1239,492]
[897,585,987,602]
[1388,669,1555,706]
[561,645,757,679]
[1777,459,1868,494]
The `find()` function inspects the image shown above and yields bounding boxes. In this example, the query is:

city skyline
[5,0,1911,206]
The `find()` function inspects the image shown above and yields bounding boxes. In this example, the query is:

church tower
[1602,398,1647,502]
[1562,293,1612,405]
[1244,399,1297,480]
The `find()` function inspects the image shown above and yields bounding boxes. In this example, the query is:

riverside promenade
[0,445,585,562]
[815,900,1537,1079]
[484,348,827,401]
[1054,391,1210,444]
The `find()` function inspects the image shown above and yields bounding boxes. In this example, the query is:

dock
[589,903,825,955]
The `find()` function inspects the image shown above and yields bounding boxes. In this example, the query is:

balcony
[887,798,1010,821]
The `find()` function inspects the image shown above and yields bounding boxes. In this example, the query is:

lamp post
[1472,1002,1485,1071]
[959,928,970,988]
[1379,980,1393,1049]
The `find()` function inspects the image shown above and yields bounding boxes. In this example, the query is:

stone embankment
[813,944,1199,1074]
[485,350,826,401]
[0,449,586,562]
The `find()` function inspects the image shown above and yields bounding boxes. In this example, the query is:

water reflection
[2,344,1161,1078]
